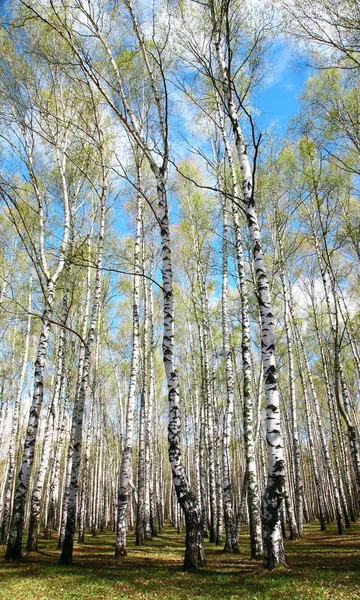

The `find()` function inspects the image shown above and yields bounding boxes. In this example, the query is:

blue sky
[256,42,312,136]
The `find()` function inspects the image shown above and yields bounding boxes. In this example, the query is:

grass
[0,521,359,600]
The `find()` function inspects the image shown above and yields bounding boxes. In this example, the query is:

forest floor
[0,521,359,600]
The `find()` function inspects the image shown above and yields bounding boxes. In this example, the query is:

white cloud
[264,43,291,88]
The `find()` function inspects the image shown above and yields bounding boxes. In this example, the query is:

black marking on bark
[265,365,277,384]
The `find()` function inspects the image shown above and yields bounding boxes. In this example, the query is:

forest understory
[1,521,359,600]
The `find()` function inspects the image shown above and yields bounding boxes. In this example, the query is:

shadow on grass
[0,522,359,600]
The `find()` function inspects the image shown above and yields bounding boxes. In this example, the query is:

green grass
[1,521,359,600]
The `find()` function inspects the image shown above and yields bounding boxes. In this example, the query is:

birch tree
[204,0,287,568]
[0,39,72,560]
[59,106,109,564]
[116,160,142,557]
[25,0,206,568]
[0,279,32,544]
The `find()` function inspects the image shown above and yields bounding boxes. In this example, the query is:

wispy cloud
[263,41,303,93]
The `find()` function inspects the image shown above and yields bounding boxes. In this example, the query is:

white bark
[5,279,56,560]
[213,32,286,566]
[220,192,237,552]
[144,276,154,539]
[1,281,32,544]
[5,105,71,559]
[277,231,303,537]
[217,97,263,558]
[78,391,95,543]
[157,176,205,569]
[115,177,142,557]
[27,262,71,551]
[60,178,106,564]
[192,232,217,543]
[312,209,360,502]
[292,297,344,534]
[187,320,202,512]
[58,235,93,549]
[293,321,327,530]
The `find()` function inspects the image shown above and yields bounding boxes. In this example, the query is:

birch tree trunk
[4,96,70,559]
[144,275,154,539]
[217,99,263,558]
[291,291,344,534]
[312,308,351,528]
[78,392,94,544]
[191,231,217,543]
[26,263,71,551]
[294,328,327,531]
[277,229,303,537]
[310,199,360,503]
[1,281,32,545]
[187,320,202,514]
[59,177,106,565]
[220,192,238,552]
[214,37,286,564]
[137,243,149,544]
[157,176,205,569]
[5,279,56,560]
[148,272,158,537]
[58,233,93,548]
[26,401,56,551]
[115,173,142,557]
[58,394,77,549]
[0,320,17,519]
[136,389,145,546]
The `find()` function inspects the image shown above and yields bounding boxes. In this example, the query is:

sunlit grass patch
[0,521,359,600]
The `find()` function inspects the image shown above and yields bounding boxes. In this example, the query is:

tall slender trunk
[5,279,56,560]
[291,291,344,534]
[78,393,94,543]
[312,304,350,530]
[153,339,164,534]
[192,296,209,539]
[91,426,102,536]
[221,90,284,559]
[144,275,154,539]
[58,407,76,549]
[217,98,263,558]
[90,313,103,537]
[157,176,205,569]
[280,401,299,540]
[0,322,18,520]
[327,384,351,527]
[277,230,303,537]
[192,233,217,543]
[26,402,56,551]
[313,217,360,503]
[136,388,145,546]
[58,236,92,548]
[219,192,238,552]
[294,326,327,531]
[59,184,106,565]
[187,320,202,512]
[214,407,223,546]
[334,326,360,507]
[115,170,142,557]
[332,391,356,522]
[45,351,71,540]
[141,254,152,541]
[137,264,147,546]
[1,281,32,545]
[27,264,71,551]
